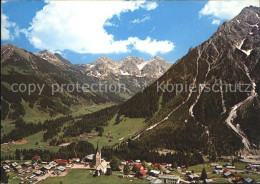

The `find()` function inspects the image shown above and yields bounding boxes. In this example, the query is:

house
[34,170,43,176]
[223,171,234,178]
[3,165,10,170]
[154,163,161,168]
[205,179,213,183]
[21,162,31,167]
[149,170,160,176]
[233,175,243,183]
[176,167,182,172]
[150,179,163,184]
[3,160,11,165]
[249,165,260,171]
[69,158,80,163]
[57,166,66,172]
[163,170,171,174]
[33,162,39,169]
[244,178,255,184]
[54,159,68,166]
[158,174,180,184]
[146,176,153,181]
[227,166,236,169]
[210,163,219,167]
[135,170,146,178]
[32,155,41,162]
[133,163,143,170]
[213,170,223,174]
[40,165,52,172]
[11,162,18,168]
[49,161,57,167]
[83,154,95,162]
[121,161,127,165]
[166,164,172,168]
[187,174,199,181]
[185,171,192,175]
[215,165,223,170]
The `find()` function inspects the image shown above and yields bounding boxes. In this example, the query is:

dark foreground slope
[113,6,260,155]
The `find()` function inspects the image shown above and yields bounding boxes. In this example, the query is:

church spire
[95,140,101,167]
[97,140,100,152]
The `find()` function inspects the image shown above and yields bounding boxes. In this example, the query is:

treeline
[1,141,94,161]
[1,118,44,143]
[117,82,162,119]
[1,116,73,143]
[102,141,204,167]
[2,140,204,168]
[42,115,73,141]
[55,141,95,159]
[63,105,118,137]
[1,149,56,162]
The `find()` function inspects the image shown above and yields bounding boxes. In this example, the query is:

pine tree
[132,164,140,173]
[15,149,21,160]
[200,167,207,180]
[123,164,130,175]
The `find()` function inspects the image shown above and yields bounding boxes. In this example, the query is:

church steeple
[95,140,101,167]
[97,140,101,153]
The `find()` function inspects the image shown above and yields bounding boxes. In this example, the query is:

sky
[1,0,259,64]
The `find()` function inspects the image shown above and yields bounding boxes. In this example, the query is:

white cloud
[104,21,118,27]
[212,19,221,25]
[131,16,150,24]
[1,12,19,40]
[199,0,259,24]
[131,37,174,56]
[141,2,158,11]
[25,1,173,55]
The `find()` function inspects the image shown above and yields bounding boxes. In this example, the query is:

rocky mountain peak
[1,43,32,64]
[149,56,167,63]
[36,50,71,67]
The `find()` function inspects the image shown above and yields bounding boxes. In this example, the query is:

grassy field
[1,131,60,158]
[1,119,15,138]
[86,115,145,148]
[39,170,148,184]
[188,161,246,173]
[69,102,115,118]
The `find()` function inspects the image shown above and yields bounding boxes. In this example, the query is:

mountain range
[1,43,171,122]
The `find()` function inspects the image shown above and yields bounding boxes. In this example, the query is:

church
[94,141,110,176]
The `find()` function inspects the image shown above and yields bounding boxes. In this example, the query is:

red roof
[154,163,160,167]
[139,170,146,175]
[162,163,167,165]
[134,164,142,169]
[54,159,68,165]
[32,155,40,160]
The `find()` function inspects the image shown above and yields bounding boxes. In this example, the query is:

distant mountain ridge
[35,49,172,79]
[1,43,172,123]
[73,56,172,79]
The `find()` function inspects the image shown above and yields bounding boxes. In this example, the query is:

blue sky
[1,1,259,64]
